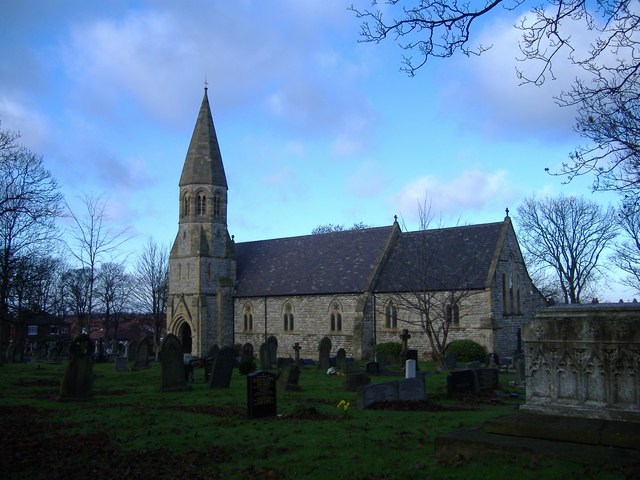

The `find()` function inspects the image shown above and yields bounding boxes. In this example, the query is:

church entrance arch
[177,322,193,354]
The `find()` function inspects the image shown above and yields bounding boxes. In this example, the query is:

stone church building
[167,89,547,361]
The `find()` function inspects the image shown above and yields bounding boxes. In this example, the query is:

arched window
[283,303,294,332]
[243,304,254,332]
[330,301,343,332]
[182,193,191,217]
[196,193,206,216]
[213,192,221,218]
[447,302,460,325]
[385,301,398,329]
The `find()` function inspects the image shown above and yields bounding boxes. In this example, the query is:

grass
[0,360,636,480]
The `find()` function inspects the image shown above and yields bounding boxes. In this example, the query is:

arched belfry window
[182,193,191,217]
[196,192,206,216]
[446,301,460,325]
[243,303,254,332]
[330,301,343,332]
[283,302,294,332]
[385,301,398,329]
[213,192,221,218]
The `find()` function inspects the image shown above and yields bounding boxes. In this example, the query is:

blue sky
[0,0,632,300]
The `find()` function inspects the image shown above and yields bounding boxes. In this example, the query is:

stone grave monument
[59,334,94,401]
[209,346,235,388]
[160,334,190,392]
[318,336,332,370]
[247,370,277,419]
[277,364,301,392]
[132,337,151,370]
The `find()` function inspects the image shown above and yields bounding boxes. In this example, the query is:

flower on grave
[336,400,351,418]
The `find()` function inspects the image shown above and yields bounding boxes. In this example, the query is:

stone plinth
[521,303,640,422]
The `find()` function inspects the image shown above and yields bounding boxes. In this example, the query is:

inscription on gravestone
[247,370,277,418]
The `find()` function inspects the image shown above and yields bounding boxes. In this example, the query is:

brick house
[167,89,546,360]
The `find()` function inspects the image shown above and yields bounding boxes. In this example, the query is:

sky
[0,0,634,301]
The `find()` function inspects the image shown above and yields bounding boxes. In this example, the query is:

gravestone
[399,329,411,360]
[127,340,138,362]
[160,334,190,392]
[358,382,398,409]
[514,355,526,383]
[344,360,359,374]
[406,349,419,370]
[318,337,332,370]
[132,337,151,370]
[405,359,417,379]
[241,343,254,364]
[375,351,389,372]
[335,348,347,372]
[343,372,370,392]
[277,364,301,392]
[59,334,94,401]
[204,344,219,383]
[114,356,128,372]
[259,343,271,370]
[293,342,302,366]
[48,345,61,362]
[209,346,235,388]
[398,374,426,402]
[474,368,499,393]
[447,369,475,396]
[266,336,278,367]
[365,361,380,374]
[5,343,16,363]
[247,370,277,418]
[444,354,457,369]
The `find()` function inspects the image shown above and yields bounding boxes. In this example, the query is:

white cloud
[390,169,515,221]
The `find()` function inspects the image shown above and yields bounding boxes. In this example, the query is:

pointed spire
[179,88,228,188]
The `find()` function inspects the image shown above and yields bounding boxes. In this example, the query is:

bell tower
[167,87,236,355]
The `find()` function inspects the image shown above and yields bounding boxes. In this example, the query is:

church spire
[179,88,228,189]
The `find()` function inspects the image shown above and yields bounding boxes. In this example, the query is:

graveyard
[1,352,637,480]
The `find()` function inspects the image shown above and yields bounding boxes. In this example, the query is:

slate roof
[234,226,395,297]
[374,222,505,293]
[179,89,228,188]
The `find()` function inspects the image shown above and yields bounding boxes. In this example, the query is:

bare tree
[351,1,640,202]
[311,222,370,234]
[377,200,478,365]
[0,126,63,350]
[65,194,131,333]
[516,195,618,304]
[96,261,132,342]
[613,205,640,294]
[132,238,168,359]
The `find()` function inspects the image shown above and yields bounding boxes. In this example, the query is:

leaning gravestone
[209,346,235,388]
[247,370,277,418]
[160,334,190,392]
[127,340,138,362]
[266,336,278,366]
[59,334,94,401]
[132,337,151,370]
[277,364,301,392]
[335,348,347,372]
[259,343,271,370]
[318,337,332,370]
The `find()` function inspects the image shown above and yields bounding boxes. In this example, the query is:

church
[167,89,547,361]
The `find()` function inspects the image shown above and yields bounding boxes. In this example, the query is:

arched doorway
[177,322,192,354]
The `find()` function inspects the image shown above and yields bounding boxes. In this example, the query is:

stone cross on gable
[293,342,302,363]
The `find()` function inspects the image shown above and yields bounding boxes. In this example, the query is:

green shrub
[374,342,402,357]
[238,358,257,375]
[445,339,487,363]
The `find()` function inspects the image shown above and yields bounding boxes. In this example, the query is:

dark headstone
[132,337,151,370]
[376,351,389,372]
[406,349,419,370]
[293,342,302,365]
[318,337,332,370]
[398,374,427,401]
[266,336,278,366]
[160,334,190,392]
[204,344,219,382]
[344,359,359,374]
[358,382,398,409]
[259,343,271,370]
[209,346,235,388]
[247,370,277,419]
[127,340,138,362]
[335,348,347,372]
[474,368,499,393]
[114,356,128,372]
[343,372,370,392]
[241,343,254,363]
[444,354,457,369]
[399,329,411,359]
[59,334,93,401]
[447,369,475,396]
[277,357,293,368]
[277,364,301,392]
[365,361,380,374]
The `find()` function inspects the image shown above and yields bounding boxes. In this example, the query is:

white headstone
[405,359,416,379]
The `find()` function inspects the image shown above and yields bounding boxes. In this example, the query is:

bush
[374,342,402,357]
[445,339,487,363]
